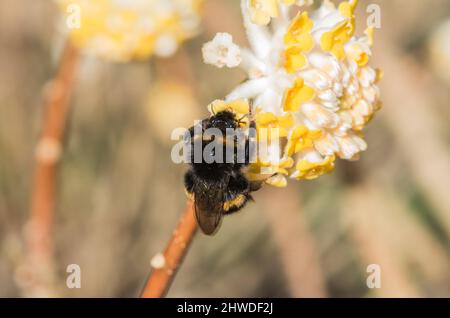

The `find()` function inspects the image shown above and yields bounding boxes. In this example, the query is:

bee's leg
[249,181,263,192]
[223,174,251,214]
[225,193,252,214]
[184,169,195,201]
[245,121,257,165]
[244,139,250,165]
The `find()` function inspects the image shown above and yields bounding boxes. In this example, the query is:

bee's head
[185,110,247,178]
[206,111,239,132]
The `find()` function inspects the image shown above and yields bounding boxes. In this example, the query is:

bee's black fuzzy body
[184,110,258,235]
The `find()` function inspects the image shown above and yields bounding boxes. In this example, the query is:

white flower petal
[301,102,339,128]
[202,33,242,68]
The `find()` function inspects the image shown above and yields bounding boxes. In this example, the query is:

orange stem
[141,201,198,298]
[26,41,79,294]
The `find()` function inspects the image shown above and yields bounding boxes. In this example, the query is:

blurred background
[0,0,449,297]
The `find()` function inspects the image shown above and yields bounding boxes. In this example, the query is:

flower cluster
[203,0,382,187]
[56,0,203,62]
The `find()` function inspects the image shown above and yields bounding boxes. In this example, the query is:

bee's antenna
[237,99,254,124]
[247,99,256,131]
[237,114,247,124]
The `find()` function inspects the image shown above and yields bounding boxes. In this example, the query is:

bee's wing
[194,180,227,236]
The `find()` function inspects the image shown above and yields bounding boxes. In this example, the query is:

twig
[260,186,328,297]
[25,41,80,296]
[141,200,198,298]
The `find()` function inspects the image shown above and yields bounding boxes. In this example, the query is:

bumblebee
[184,109,260,235]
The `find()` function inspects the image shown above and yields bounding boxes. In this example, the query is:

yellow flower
[285,125,322,156]
[284,12,314,73]
[344,27,374,67]
[246,157,294,187]
[345,43,369,66]
[293,155,336,180]
[247,0,312,25]
[284,78,315,112]
[339,0,358,18]
[56,0,203,62]
[255,112,293,139]
[365,27,375,47]
[320,0,357,60]
[208,99,250,115]
[205,0,381,186]
[248,0,279,25]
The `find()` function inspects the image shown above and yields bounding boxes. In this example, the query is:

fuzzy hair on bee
[184,110,260,235]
